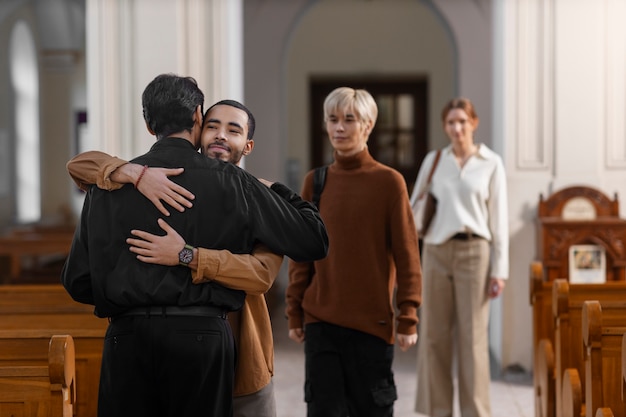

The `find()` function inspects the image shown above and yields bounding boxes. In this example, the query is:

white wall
[285,0,455,182]
[86,0,243,160]
[494,0,626,370]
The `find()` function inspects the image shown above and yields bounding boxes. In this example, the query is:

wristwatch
[178,244,195,266]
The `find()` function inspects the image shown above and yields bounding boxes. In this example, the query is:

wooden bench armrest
[553,279,569,318]
[595,408,615,417]
[48,334,76,405]
[535,338,555,417]
[48,335,75,386]
[583,301,603,349]
[562,368,582,417]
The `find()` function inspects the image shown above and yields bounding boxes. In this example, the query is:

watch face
[179,247,193,265]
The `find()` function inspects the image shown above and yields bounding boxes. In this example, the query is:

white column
[86,0,243,159]
[493,0,557,372]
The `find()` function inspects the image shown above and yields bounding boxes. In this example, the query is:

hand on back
[136,166,195,216]
[127,218,185,266]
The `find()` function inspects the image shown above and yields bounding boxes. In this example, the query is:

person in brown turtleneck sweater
[286,87,422,417]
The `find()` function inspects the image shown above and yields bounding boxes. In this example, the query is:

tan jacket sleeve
[66,150,128,191]
[193,244,283,295]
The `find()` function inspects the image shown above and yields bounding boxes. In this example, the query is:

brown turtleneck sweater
[287,148,422,344]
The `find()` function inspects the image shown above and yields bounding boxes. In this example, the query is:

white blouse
[410,144,509,279]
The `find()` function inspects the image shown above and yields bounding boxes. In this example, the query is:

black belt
[450,232,483,241]
[113,305,227,320]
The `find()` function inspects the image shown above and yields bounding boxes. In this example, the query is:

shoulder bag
[416,150,442,235]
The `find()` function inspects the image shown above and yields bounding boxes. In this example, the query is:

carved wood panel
[536,186,626,282]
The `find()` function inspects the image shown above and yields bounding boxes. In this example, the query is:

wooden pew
[561,301,626,417]
[531,261,626,363]
[533,278,626,417]
[0,225,74,284]
[554,281,626,417]
[0,285,108,417]
[0,334,75,417]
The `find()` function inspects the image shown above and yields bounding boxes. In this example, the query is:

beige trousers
[415,238,492,417]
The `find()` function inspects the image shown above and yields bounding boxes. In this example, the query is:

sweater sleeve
[389,176,422,335]
[67,150,128,191]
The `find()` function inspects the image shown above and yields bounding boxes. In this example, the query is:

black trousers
[98,314,234,417]
[304,322,397,417]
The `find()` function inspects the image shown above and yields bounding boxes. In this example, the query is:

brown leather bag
[419,150,442,235]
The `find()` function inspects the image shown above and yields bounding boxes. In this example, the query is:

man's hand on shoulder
[114,164,195,216]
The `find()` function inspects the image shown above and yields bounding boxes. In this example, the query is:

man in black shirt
[61,73,328,417]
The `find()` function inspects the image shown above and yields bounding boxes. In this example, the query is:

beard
[205,145,243,165]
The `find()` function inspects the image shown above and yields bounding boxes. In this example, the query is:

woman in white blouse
[410,97,509,417]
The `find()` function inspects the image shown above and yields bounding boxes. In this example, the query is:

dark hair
[204,99,256,139]
[141,73,205,139]
[440,97,478,123]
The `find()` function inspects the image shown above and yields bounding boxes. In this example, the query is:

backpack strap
[311,166,328,208]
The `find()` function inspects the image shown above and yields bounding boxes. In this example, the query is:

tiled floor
[270,307,534,417]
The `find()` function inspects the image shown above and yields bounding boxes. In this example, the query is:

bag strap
[418,150,442,199]
[426,150,442,185]
[311,165,328,208]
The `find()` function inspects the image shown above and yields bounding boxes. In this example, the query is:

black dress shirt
[62,138,328,317]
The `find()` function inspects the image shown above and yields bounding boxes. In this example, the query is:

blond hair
[323,87,378,129]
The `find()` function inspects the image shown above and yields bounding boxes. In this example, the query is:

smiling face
[325,107,372,157]
[200,104,254,165]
